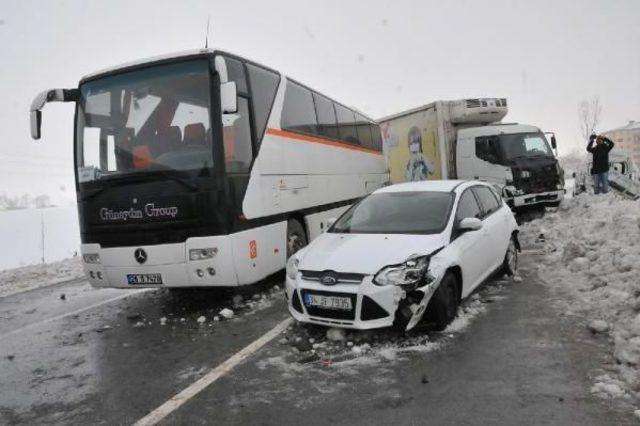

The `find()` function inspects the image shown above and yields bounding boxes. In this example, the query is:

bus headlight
[83,253,101,264]
[286,256,299,280]
[189,248,218,261]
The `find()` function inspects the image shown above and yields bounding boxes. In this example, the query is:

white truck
[379,98,564,208]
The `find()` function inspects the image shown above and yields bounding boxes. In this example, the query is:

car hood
[298,232,447,275]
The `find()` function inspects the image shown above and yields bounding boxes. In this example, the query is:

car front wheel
[424,272,460,331]
[500,236,518,276]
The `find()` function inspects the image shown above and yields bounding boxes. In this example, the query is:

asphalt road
[0,256,636,425]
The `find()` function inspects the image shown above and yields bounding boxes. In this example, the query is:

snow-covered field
[521,193,640,412]
[0,256,84,298]
[0,205,80,271]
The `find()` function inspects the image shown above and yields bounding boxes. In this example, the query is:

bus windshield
[76,60,214,183]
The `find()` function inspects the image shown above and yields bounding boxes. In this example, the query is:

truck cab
[456,123,564,208]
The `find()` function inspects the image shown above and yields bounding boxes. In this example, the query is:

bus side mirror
[550,135,557,149]
[220,81,237,114]
[30,110,42,140]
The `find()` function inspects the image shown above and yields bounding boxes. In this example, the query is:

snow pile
[0,256,83,297]
[520,193,640,402]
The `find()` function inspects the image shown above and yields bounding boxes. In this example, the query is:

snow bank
[521,193,640,404]
[0,256,83,297]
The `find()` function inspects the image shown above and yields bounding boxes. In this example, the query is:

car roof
[374,180,470,194]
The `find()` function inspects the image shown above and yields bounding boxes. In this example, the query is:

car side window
[455,189,482,222]
[473,186,501,216]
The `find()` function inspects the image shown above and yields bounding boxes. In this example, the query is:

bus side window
[246,64,280,146]
[223,98,253,173]
[335,103,357,145]
[281,81,318,136]
[371,123,383,151]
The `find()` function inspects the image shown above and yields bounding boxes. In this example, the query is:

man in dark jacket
[586,134,615,194]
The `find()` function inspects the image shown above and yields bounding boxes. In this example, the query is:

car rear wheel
[500,236,518,276]
[286,219,308,258]
[424,272,460,331]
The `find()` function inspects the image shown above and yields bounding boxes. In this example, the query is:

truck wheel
[286,219,307,258]
[424,272,459,331]
[500,236,518,276]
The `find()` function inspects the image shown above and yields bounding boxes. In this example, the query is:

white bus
[30,49,387,288]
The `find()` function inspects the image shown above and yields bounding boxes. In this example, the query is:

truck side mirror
[550,135,557,149]
[30,110,42,140]
[220,81,237,114]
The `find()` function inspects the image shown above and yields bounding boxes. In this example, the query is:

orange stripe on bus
[265,128,383,155]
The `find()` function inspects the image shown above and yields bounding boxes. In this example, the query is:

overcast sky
[1,0,639,201]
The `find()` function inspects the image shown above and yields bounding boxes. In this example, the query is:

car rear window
[330,191,454,235]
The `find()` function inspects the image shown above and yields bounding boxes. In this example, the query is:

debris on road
[95,325,112,333]
[326,328,346,342]
[232,294,244,307]
[219,308,234,319]
[59,293,66,300]
[7,354,15,361]
[587,319,609,334]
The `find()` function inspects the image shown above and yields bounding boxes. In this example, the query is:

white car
[285,180,519,331]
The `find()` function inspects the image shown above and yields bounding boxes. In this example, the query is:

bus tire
[286,219,307,258]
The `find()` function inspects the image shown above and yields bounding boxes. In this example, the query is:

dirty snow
[0,256,84,298]
[520,193,640,408]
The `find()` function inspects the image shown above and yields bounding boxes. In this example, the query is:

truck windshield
[497,132,554,160]
[76,60,213,184]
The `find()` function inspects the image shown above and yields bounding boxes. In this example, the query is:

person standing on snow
[587,134,615,194]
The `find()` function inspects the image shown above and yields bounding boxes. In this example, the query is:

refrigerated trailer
[30,49,387,288]
[379,98,564,208]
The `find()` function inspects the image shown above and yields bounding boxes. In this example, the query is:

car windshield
[330,191,454,235]
[498,132,554,160]
[76,60,213,183]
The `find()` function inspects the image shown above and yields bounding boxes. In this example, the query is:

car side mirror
[220,81,237,114]
[551,135,557,149]
[458,217,482,232]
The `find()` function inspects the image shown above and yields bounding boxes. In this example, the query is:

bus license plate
[303,294,352,311]
[127,273,163,285]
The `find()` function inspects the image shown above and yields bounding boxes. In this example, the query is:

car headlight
[373,254,435,287]
[83,253,100,264]
[556,183,564,190]
[286,256,299,280]
[189,248,218,261]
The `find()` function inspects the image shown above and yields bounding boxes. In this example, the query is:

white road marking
[134,317,294,426]
[1,289,153,337]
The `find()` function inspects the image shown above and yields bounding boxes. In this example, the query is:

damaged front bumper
[505,189,564,208]
[285,273,440,331]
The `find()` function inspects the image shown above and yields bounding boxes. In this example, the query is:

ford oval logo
[320,271,338,286]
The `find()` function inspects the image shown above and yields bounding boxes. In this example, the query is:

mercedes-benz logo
[320,271,338,286]
[134,248,147,264]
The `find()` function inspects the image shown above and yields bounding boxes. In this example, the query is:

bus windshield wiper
[81,168,198,200]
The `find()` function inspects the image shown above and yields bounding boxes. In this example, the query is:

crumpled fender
[404,250,452,331]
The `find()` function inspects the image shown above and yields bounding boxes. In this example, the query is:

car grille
[300,270,365,284]
[300,289,357,320]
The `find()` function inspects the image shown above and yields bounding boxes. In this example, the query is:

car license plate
[303,294,352,311]
[127,273,163,285]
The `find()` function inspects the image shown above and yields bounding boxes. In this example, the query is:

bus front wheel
[286,219,308,258]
